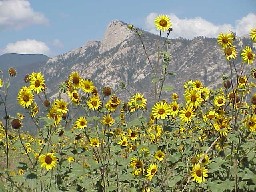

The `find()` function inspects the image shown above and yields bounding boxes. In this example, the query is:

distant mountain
[41,20,250,101]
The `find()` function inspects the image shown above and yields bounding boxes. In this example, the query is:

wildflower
[214,117,230,136]
[154,15,172,32]
[102,86,112,96]
[30,103,39,117]
[130,157,143,176]
[68,90,80,103]
[224,45,237,60]
[214,95,226,107]
[152,101,170,119]
[251,94,256,105]
[169,101,179,117]
[101,114,115,126]
[90,137,100,147]
[39,153,57,171]
[184,89,203,108]
[11,119,22,129]
[29,72,45,94]
[191,163,208,183]
[154,150,165,161]
[0,79,3,88]
[8,67,17,77]
[118,136,129,147]
[179,106,195,123]
[217,33,234,48]
[74,117,87,129]
[81,79,94,93]
[146,164,158,181]
[105,95,121,112]
[54,99,68,114]
[250,28,256,42]
[87,95,102,110]
[127,128,139,141]
[129,93,147,110]
[171,92,179,100]
[241,46,255,64]
[17,86,34,108]
[47,107,62,125]
[198,154,210,165]
[67,156,74,163]
[200,87,210,101]
[68,72,81,88]
[244,115,256,132]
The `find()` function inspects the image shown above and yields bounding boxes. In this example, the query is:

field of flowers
[0,15,256,192]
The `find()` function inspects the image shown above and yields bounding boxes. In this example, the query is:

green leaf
[162,85,173,92]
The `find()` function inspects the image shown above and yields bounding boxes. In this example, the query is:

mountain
[41,20,249,101]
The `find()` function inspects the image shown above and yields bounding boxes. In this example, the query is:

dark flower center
[158,109,165,115]
[196,170,202,177]
[45,155,53,164]
[159,19,167,27]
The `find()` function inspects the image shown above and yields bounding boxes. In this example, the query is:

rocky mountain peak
[99,20,134,53]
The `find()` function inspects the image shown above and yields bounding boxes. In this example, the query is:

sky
[0,0,256,57]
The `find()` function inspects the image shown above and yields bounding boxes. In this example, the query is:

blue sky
[0,0,255,57]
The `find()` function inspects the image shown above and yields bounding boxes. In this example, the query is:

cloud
[3,39,50,55]
[0,0,48,29]
[145,13,256,39]
[52,39,64,48]
[235,13,256,37]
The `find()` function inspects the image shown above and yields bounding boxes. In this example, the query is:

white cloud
[235,13,256,37]
[145,13,256,39]
[0,0,48,29]
[3,39,50,55]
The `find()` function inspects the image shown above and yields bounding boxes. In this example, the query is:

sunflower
[101,114,115,126]
[17,86,34,108]
[118,136,129,147]
[244,115,256,132]
[224,45,237,60]
[90,137,100,147]
[68,72,81,88]
[179,106,195,123]
[146,164,158,181]
[197,153,210,165]
[68,89,80,104]
[154,150,165,161]
[214,95,226,107]
[54,99,68,114]
[217,33,234,48]
[184,89,203,108]
[169,101,179,117]
[214,117,230,136]
[29,72,45,94]
[39,153,57,171]
[241,46,255,64]
[154,15,172,32]
[74,116,87,129]
[130,157,143,176]
[152,101,170,119]
[87,95,102,110]
[250,28,256,42]
[0,78,3,88]
[129,93,147,110]
[105,95,121,112]
[191,163,208,183]
[81,79,95,93]
[47,107,62,126]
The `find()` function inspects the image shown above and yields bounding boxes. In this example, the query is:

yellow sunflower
[224,45,237,60]
[74,116,87,129]
[54,99,68,114]
[169,101,179,117]
[17,86,34,108]
[130,157,143,176]
[118,136,129,147]
[0,78,3,88]
[90,137,100,147]
[184,89,204,108]
[154,15,172,32]
[250,28,256,42]
[244,115,256,132]
[146,164,158,181]
[81,79,95,93]
[68,89,80,104]
[39,153,57,171]
[191,163,208,183]
[214,117,230,136]
[217,33,234,48]
[152,101,170,119]
[29,72,45,94]
[105,95,121,112]
[179,106,195,123]
[154,150,165,161]
[87,95,102,110]
[101,114,115,126]
[241,46,255,64]
[214,95,226,107]
[129,93,147,110]
[68,72,81,88]
[47,107,62,126]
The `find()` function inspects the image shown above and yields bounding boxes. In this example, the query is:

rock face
[41,20,251,102]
